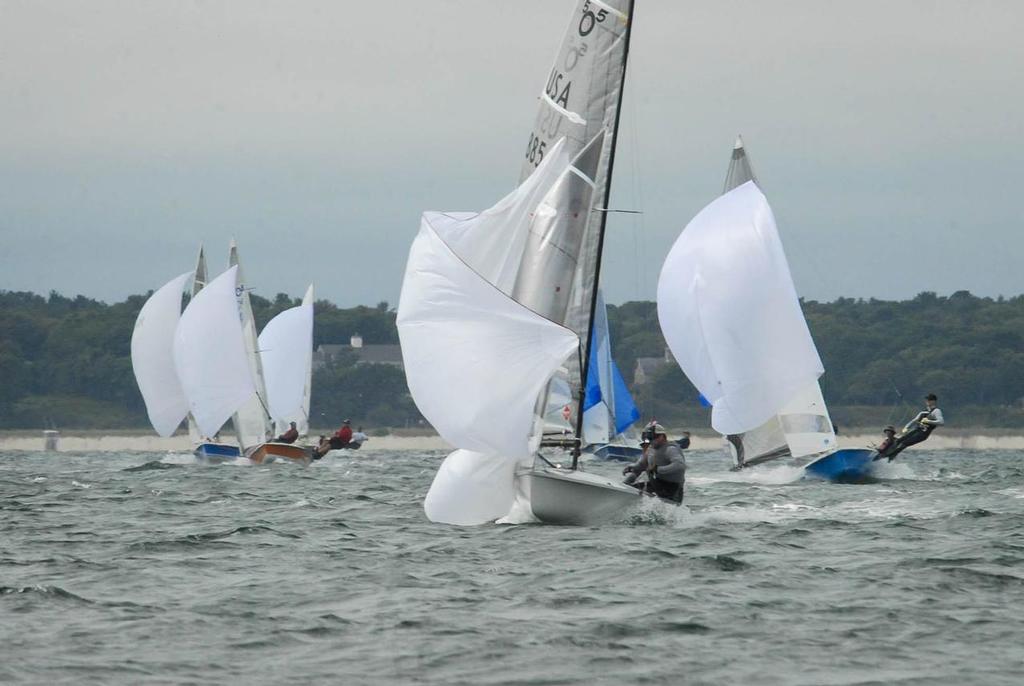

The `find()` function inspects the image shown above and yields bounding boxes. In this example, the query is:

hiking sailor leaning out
[879,393,944,461]
[622,422,686,503]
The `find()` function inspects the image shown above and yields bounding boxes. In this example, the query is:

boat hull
[587,444,644,462]
[247,442,312,466]
[524,468,647,525]
[194,442,242,463]
[803,448,880,483]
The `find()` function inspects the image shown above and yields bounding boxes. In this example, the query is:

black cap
[925,393,937,401]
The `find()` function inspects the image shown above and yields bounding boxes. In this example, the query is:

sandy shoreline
[1,430,1022,453]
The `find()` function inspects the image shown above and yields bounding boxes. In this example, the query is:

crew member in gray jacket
[622,422,686,503]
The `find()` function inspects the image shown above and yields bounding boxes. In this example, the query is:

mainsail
[174,265,257,439]
[258,284,315,437]
[130,271,193,437]
[657,181,830,459]
[717,138,836,466]
[519,0,634,443]
[187,245,207,445]
[228,240,273,450]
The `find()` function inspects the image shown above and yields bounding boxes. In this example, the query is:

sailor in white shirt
[880,393,944,460]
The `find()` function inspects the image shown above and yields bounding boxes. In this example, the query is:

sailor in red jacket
[313,419,353,458]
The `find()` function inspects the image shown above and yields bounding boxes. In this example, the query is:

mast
[572,0,635,469]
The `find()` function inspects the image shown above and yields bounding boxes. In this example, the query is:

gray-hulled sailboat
[397,0,646,525]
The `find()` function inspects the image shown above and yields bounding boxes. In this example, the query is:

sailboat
[225,241,312,465]
[131,246,243,460]
[250,284,316,463]
[581,290,642,460]
[174,264,261,460]
[657,138,870,481]
[715,137,836,470]
[398,0,651,526]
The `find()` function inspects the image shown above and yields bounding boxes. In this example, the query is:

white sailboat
[656,146,835,472]
[716,138,836,469]
[398,0,649,525]
[174,265,260,460]
[131,245,244,460]
[251,284,316,463]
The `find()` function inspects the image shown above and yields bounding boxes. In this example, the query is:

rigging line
[572,0,637,470]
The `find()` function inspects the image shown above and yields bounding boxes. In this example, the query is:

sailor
[312,419,354,459]
[876,425,897,455]
[622,422,686,503]
[275,421,299,444]
[676,431,692,450]
[879,393,944,461]
[348,427,370,450]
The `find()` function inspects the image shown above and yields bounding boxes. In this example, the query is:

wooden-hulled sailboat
[248,284,316,464]
[398,0,650,525]
[226,240,312,465]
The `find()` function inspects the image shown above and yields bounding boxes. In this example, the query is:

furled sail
[174,265,257,439]
[131,271,192,437]
[717,138,835,465]
[228,240,273,450]
[258,284,314,436]
[519,0,633,433]
[657,181,825,436]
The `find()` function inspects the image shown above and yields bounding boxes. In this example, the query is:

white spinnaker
[397,221,579,460]
[423,449,519,526]
[131,271,192,437]
[174,266,257,439]
[258,289,314,436]
[228,241,273,450]
[657,182,825,435]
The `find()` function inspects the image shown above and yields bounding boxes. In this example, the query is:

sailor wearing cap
[622,422,686,503]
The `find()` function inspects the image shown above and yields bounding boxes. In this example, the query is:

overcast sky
[2,1,1022,307]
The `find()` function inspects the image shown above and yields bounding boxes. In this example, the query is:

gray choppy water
[2,449,1024,685]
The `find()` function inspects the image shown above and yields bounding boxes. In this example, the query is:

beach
[3,429,1022,453]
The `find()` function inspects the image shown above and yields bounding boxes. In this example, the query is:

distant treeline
[1,288,1021,429]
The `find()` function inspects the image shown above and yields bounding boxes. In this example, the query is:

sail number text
[525,132,547,167]
[579,0,608,37]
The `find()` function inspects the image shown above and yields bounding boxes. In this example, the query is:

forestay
[258,284,314,436]
[657,182,825,435]
[174,266,257,439]
[130,271,192,437]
